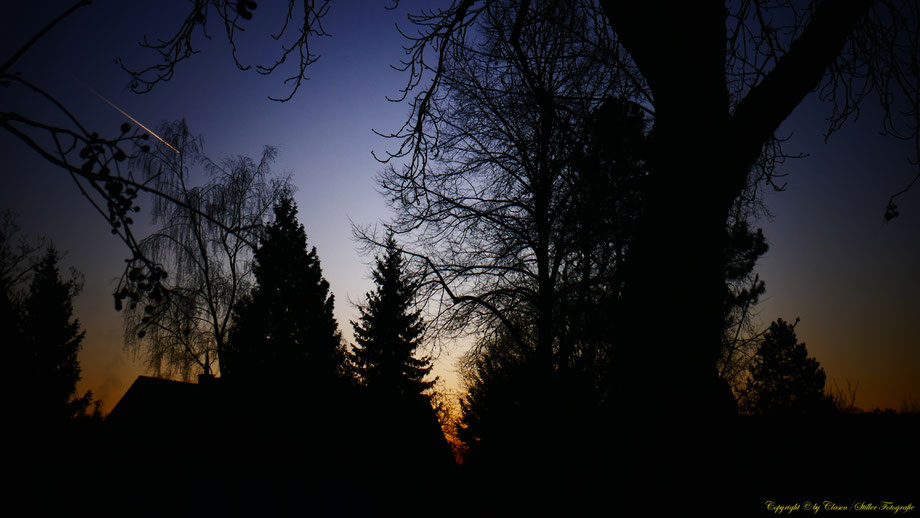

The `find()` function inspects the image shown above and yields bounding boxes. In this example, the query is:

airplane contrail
[74,77,180,155]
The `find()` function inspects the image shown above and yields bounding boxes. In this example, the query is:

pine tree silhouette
[349,237,453,472]
[742,318,835,416]
[21,247,96,422]
[226,195,346,388]
[351,235,433,398]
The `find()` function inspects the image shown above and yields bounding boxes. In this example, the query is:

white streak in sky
[74,77,180,155]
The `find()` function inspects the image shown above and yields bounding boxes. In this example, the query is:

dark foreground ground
[10,413,918,517]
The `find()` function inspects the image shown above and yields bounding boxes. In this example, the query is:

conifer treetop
[351,235,434,398]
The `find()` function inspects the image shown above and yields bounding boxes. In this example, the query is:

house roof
[106,375,221,428]
[104,374,454,470]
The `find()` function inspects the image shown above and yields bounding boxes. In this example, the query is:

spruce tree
[21,247,96,422]
[226,196,345,388]
[351,236,433,398]
[742,318,835,416]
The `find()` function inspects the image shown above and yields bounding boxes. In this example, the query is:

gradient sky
[2,1,917,413]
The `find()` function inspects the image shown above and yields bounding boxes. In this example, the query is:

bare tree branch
[118,1,331,102]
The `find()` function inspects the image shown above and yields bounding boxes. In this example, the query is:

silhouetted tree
[367,1,649,403]
[348,238,458,471]
[362,3,660,464]
[2,216,103,423]
[19,247,100,422]
[351,235,434,398]
[386,0,919,417]
[117,119,289,380]
[380,3,769,448]
[225,195,346,387]
[741,318,835,416]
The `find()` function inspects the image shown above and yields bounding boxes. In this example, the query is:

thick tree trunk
[614,136,740,418]
[602,3,738,418]
[600,0,873,418]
